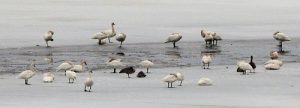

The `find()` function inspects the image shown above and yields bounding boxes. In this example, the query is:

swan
[201,30,214,47]
[137,71,146,78]
[17,61,37,85]
[165,33,182,48]
[264,63,281,70]
[56,61,74,75]
[107,59,123,73]
[202,54,212,69]
[273,31,291,52]
[70,60,87,72]
[162,73,178,88]
[44,31,54,47]
[92,32,108,45]
[237,61,254,75]
[198,78,213,86]
[66,70,76,83]
[140,60,154,73]
[43,72,55,83]
[84,70,94,92]
[270,51,279,59]
[176,72,184,86]
[265,59,283,66]
[119,66,136,78]
[116,33,126,47]
[249,56,256,72]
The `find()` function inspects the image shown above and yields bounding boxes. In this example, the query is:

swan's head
[81,60,87,65]
[48,31,54,35]
[273,31,280,35]
[111,22,115,26]
[251,56,253,59]
[169,73,177,78]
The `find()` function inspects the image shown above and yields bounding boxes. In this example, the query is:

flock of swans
[18,22,293,91]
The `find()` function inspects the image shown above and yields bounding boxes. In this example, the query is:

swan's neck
[111,24,115,33]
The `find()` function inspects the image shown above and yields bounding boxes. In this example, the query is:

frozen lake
[0,0,300,48]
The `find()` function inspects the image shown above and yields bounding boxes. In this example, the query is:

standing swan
[201,30,214,47]
[165,33,182,48]
[202,54,212,69]
[56,61,74,75]
[106,22,117,43]
[107,59,123,73]
[116,33,126,47]
[140,60,154,73]
[176,72,184,86]
[66,70,76,83]
[70,60,87,72]
[162,73,178,88]
[273,31,291,52]
[84,70,94,92]
[44,31,54,47]
[17,61,37,85]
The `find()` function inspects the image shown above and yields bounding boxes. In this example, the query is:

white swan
[44,31,54,47]
[56,61,74,75]
[265,59,283,66]
[70,60,87,73]
[92,32,108,45]
[202,54,212,69]
[273,31,291,52]
[264,59,283,70]
[116,33,126,47]
[237,61,254,75]
[66,70,76,83]
[176,72,184,86]
[165,33,182,48]
[105,22,117,43]
[162,73,178,88]
[43,72,55,83]
[17,61,37,85]
[198,78,213,86]
[201,30,214,47]
[140,60,154,73]
[107,59,123,73]
[84,70,94,92]
[264,63,281,70]
[270,51,279,59]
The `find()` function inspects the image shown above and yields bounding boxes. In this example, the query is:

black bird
[137,71,146,78]
[119,66,135,78]
[249,56,256,73]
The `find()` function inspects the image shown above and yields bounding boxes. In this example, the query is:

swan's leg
[68,79,71,83]
[98,39,101,45]
[65,70,66,76]
[216,40,218,46]
[89,86,92,92]
[128,74,130,78]
[25,79,29,85]
[84,86,87,92]
[179,81,182,86]
[203,63,206,69]
[146,68,149,73]
[173,42,176,48]
[108,37,112,43]
[208,63,210,69]
[279,41,283,52]
[171,82,173,88]
[112,68,116,73]
[46,41,49,47]
[167,83,169,88]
